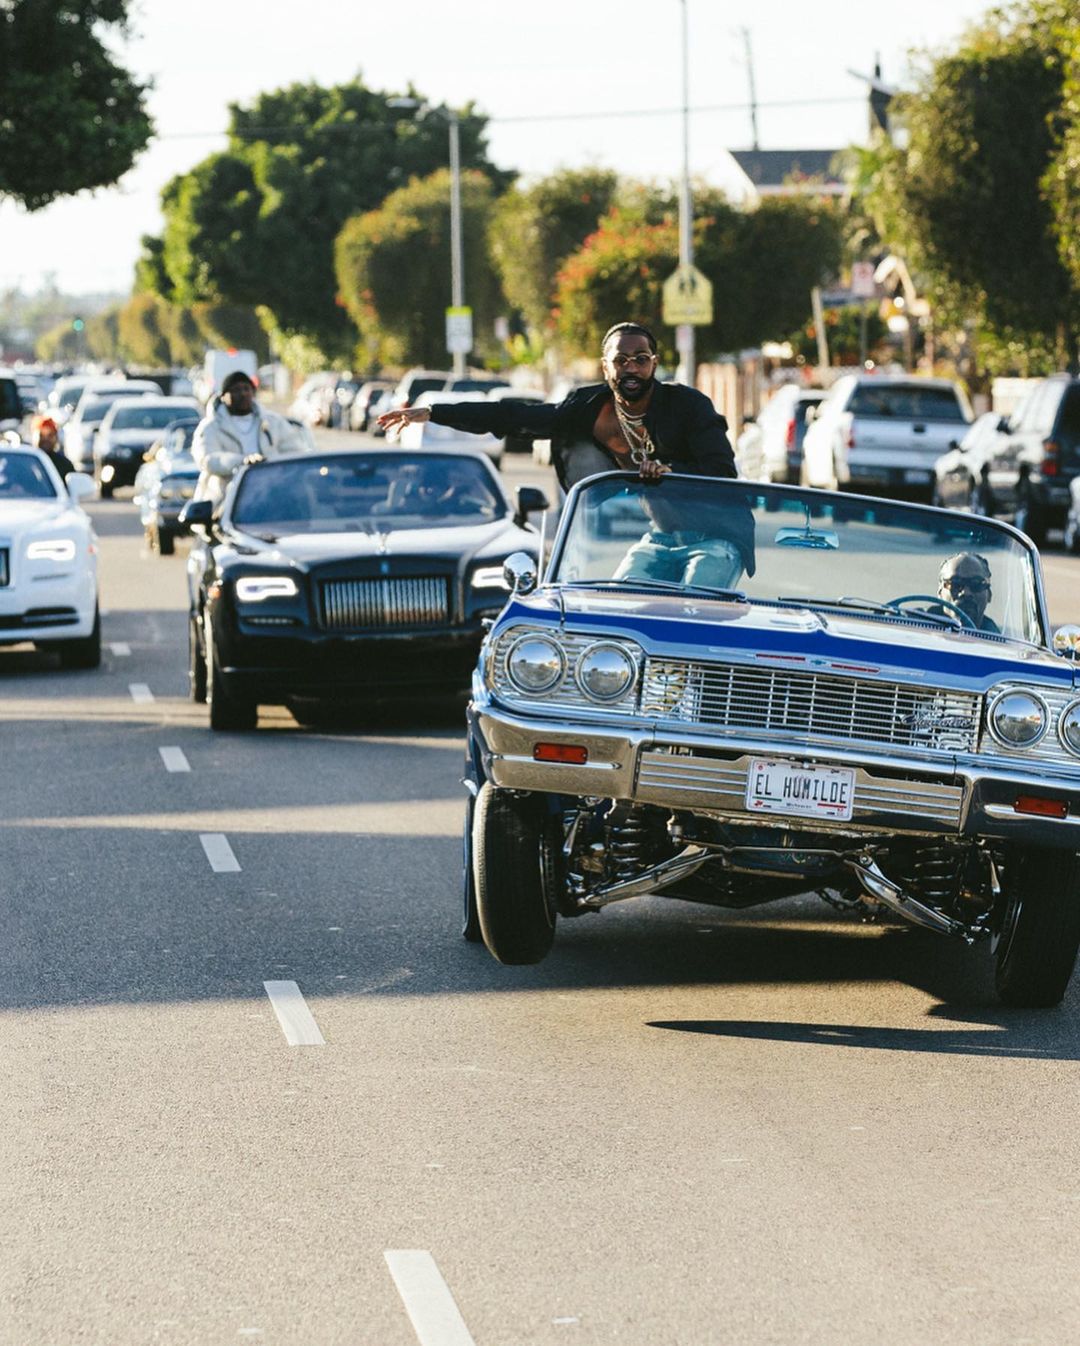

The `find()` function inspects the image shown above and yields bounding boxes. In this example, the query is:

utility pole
[741,27,760,151]
[447,109,465,378]
[676,0,695,387]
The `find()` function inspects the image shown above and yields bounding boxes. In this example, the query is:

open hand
[377,406,432,439]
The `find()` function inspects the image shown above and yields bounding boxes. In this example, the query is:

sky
[1,0,992,296]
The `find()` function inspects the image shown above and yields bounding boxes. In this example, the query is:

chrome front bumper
[471,701,1080,846]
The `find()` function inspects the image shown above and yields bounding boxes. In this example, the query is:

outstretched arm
[379,399,561,441]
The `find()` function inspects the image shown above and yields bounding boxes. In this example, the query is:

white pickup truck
[801,375,973,500]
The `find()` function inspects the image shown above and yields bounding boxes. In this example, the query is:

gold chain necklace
[613,399,655,464]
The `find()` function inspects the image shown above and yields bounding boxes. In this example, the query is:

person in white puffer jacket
[192,370,312,506]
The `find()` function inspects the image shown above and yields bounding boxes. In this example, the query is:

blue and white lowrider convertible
[464,472,1080,1007]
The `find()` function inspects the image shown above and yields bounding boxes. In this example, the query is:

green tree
[146,78,507,360]
[117,293,171,365]
[0,0,152,210]
[1044,8,1080,297]
[555,193,842,363]
[36,321,83,363]
[489,168,618,336]
[335,168,505,368]
[862,2,1080,365]
[85,304,121,361]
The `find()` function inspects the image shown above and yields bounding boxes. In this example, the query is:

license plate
[745,759,855,821]
[904,469,931,483]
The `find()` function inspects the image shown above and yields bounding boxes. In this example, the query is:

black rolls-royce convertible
[181,450,546,730]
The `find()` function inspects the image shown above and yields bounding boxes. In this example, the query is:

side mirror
[66,472,94,501]
[178,498,214,535]
[1052,625,1080,660]
[503,551,538,594]
[514,484,550,527]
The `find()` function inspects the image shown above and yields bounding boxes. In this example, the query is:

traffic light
[71,317,84,332]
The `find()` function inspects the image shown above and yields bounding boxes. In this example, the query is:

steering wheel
[886,593,975,629]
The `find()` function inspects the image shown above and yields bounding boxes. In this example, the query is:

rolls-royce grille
[0,548,8,587]
[640,658,981,754]
[320,576,450,631]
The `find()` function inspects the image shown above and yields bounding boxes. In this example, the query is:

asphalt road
[4,442,1080,1346]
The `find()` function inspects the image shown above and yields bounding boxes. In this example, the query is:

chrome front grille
[640,659,981,755]
[320,576,450,631]
[637,749,964,831]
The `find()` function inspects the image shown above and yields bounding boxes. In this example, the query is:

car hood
[501,589,1076,692]
[0,499,83,538]
[223,518,533,567]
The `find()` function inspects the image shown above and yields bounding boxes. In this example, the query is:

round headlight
[988,689,1048,748]
[576,642,636,702]
[506,634,565,694]
[1060,702,1080,756]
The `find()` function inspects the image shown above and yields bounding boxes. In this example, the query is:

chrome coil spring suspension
[606,809,652,880]
[907,843,963,903]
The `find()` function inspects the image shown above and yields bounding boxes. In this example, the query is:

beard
[612,370,655,403]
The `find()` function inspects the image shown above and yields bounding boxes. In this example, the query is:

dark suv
[985,375,1080,546]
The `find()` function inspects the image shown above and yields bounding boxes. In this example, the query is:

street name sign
[662,265,713,326]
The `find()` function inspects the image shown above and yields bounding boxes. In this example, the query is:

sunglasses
[610,353,656,370]
[942,576,990,595]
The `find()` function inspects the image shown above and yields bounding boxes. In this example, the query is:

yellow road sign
[662,265,713,326]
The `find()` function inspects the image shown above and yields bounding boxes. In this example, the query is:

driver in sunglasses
[937,552,1000,632]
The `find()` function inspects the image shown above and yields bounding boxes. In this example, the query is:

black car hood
[223,518,534,568]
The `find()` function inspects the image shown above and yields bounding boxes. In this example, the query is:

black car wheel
[994,849,1080,1007]
[473,783,557,965]
[205,614,257,731]
[188,614,207,703]
[1014,485,1047,547]
[99,480,114,500]
[156,526,175,556]
[462,793,483,942]
[57,606,101,670]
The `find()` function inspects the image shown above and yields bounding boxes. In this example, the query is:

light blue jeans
[613,531,744,589]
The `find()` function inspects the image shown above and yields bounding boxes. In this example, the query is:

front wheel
[994,849,1080,1007]
[99,479,114,500]
[473,784,557,964]
[188,614,207,703]
[461,793,482,942]
[57,606,101,670]
[205,614,257,731]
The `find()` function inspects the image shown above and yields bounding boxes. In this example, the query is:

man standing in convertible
[377,321,737,489]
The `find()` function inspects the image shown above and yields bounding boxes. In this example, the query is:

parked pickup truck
[802,375,972,501]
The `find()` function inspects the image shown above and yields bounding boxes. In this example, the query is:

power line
[158,94,866,142]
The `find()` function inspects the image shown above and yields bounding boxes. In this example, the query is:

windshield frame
[544,472,1051,650]
[224,449,512,536]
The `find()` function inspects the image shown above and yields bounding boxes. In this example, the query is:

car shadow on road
[644,1008,1080,1061]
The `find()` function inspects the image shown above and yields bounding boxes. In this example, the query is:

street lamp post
[388,97,467,376]
[677,0,695,387]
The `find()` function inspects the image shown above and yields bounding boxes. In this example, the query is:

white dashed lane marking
[159,747,191,773]
[109,642,131,656]
[385,1251,477,1346]
[128,683,154,704]
[199,833,240,872]
[263,981,326,1046]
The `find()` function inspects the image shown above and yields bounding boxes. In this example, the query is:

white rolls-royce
[0,443,100,668]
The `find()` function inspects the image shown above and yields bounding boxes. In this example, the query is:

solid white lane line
[384,1251,477,1346]
[110,641,131,656]
[159,746,191,773]
[129,682,154,704]
[199,832,240,872]
[263,981,326,1046]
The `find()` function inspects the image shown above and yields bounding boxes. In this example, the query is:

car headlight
[575,641,637,702]
[26,538,76,562]
[988,689,1048,748]
[234,576,299,602]
[1060,702,1080,756]
[506,633,565,694]
[471,564,510,590]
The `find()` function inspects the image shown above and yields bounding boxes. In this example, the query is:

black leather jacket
[428,381,736,490]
